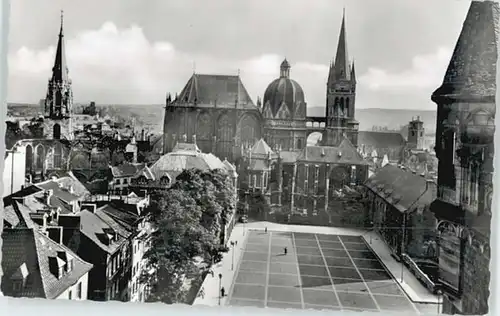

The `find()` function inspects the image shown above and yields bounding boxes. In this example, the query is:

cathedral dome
[263,59,306,119]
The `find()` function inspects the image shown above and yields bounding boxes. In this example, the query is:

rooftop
[364,164,437,213]
[1,228,93,299]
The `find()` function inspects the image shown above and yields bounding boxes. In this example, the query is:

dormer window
[11,263,29,292]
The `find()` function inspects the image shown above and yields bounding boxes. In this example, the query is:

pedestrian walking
[265,227,268,233]
[221,286,226,297]
[284,247,288,255]
[235,240,238,246]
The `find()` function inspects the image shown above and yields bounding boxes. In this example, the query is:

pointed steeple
[432,0,499,101]
[350,60,356,83]
[333,9,350,81]
[52,10,69,83]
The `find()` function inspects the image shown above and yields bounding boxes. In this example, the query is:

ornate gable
[262,101,274,119]
[276,101,291,119]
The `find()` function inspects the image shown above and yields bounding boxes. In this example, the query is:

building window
[68,290,72,300]
[12,280,23,292]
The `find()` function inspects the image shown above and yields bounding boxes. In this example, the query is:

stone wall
[460,235,490,314]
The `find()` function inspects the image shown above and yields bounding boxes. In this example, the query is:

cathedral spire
[351,60,356,83]
[333,9,350,80]
[52,10,69,83]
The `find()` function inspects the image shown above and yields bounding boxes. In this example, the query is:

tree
[174,169,236,244]
[141,189,218,303]
[329,186,369,228]
[141,168,235,303]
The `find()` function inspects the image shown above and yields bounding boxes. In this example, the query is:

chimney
[45,189,54,205]
[42,213,49,231]
[81,203,97,213]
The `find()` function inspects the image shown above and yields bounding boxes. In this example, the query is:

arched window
[53,124,61,140]
[297,138,303,150]
[216,114,233,159]
[35,145,45,170]
[238,114,260,146]
[53,143,63,168]
[25,145,33,172]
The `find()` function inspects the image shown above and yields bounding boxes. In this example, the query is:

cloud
[358,47,452,92]
[8,22,329,106]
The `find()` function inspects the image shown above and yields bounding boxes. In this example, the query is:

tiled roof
[364,164,437,213]
[95,209,133,239]
[150,149,227,180]
[250,139,277,159]
[98,201,141,232]
[3,199,36,229]
[433,1,499,99]
[3,185,43,206]
[297,137,368,165]
[278,151,299,164]
[54,172,91,197]
[358,131,406,161]
[36,180,81,203]
[248,159,270,171]
[1,228,93,299]
[222,159,237,172]
[79,210,125,254]
[176,74,257,110]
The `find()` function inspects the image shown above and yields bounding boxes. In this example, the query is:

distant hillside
[307,106,437,132]
[7,103,437,135]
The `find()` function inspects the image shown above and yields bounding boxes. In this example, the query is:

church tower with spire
[323,10,359,147]
[43,11,74,140]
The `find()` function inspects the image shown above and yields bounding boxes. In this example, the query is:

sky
[7,0,472,110]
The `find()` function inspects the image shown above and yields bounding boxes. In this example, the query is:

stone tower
[430,1,497,314]
[43,11,74,140]
[323,9,359,147]
[407,116,425,150]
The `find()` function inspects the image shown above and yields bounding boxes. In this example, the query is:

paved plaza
[226,230,421,313]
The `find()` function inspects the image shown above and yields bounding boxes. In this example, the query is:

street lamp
[230,241,235,271]
[218,273,223,306]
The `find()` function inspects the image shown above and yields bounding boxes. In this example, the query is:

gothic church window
[53,143,63,168]
[196,112,212,139]
[216,114,233,160]
[25,145,33,172]
[238,114,259,145]
[35,145,45,169]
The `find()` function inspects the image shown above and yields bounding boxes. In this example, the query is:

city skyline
[8,0,470,110]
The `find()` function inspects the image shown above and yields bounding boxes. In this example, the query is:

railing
[401,253,437,293]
